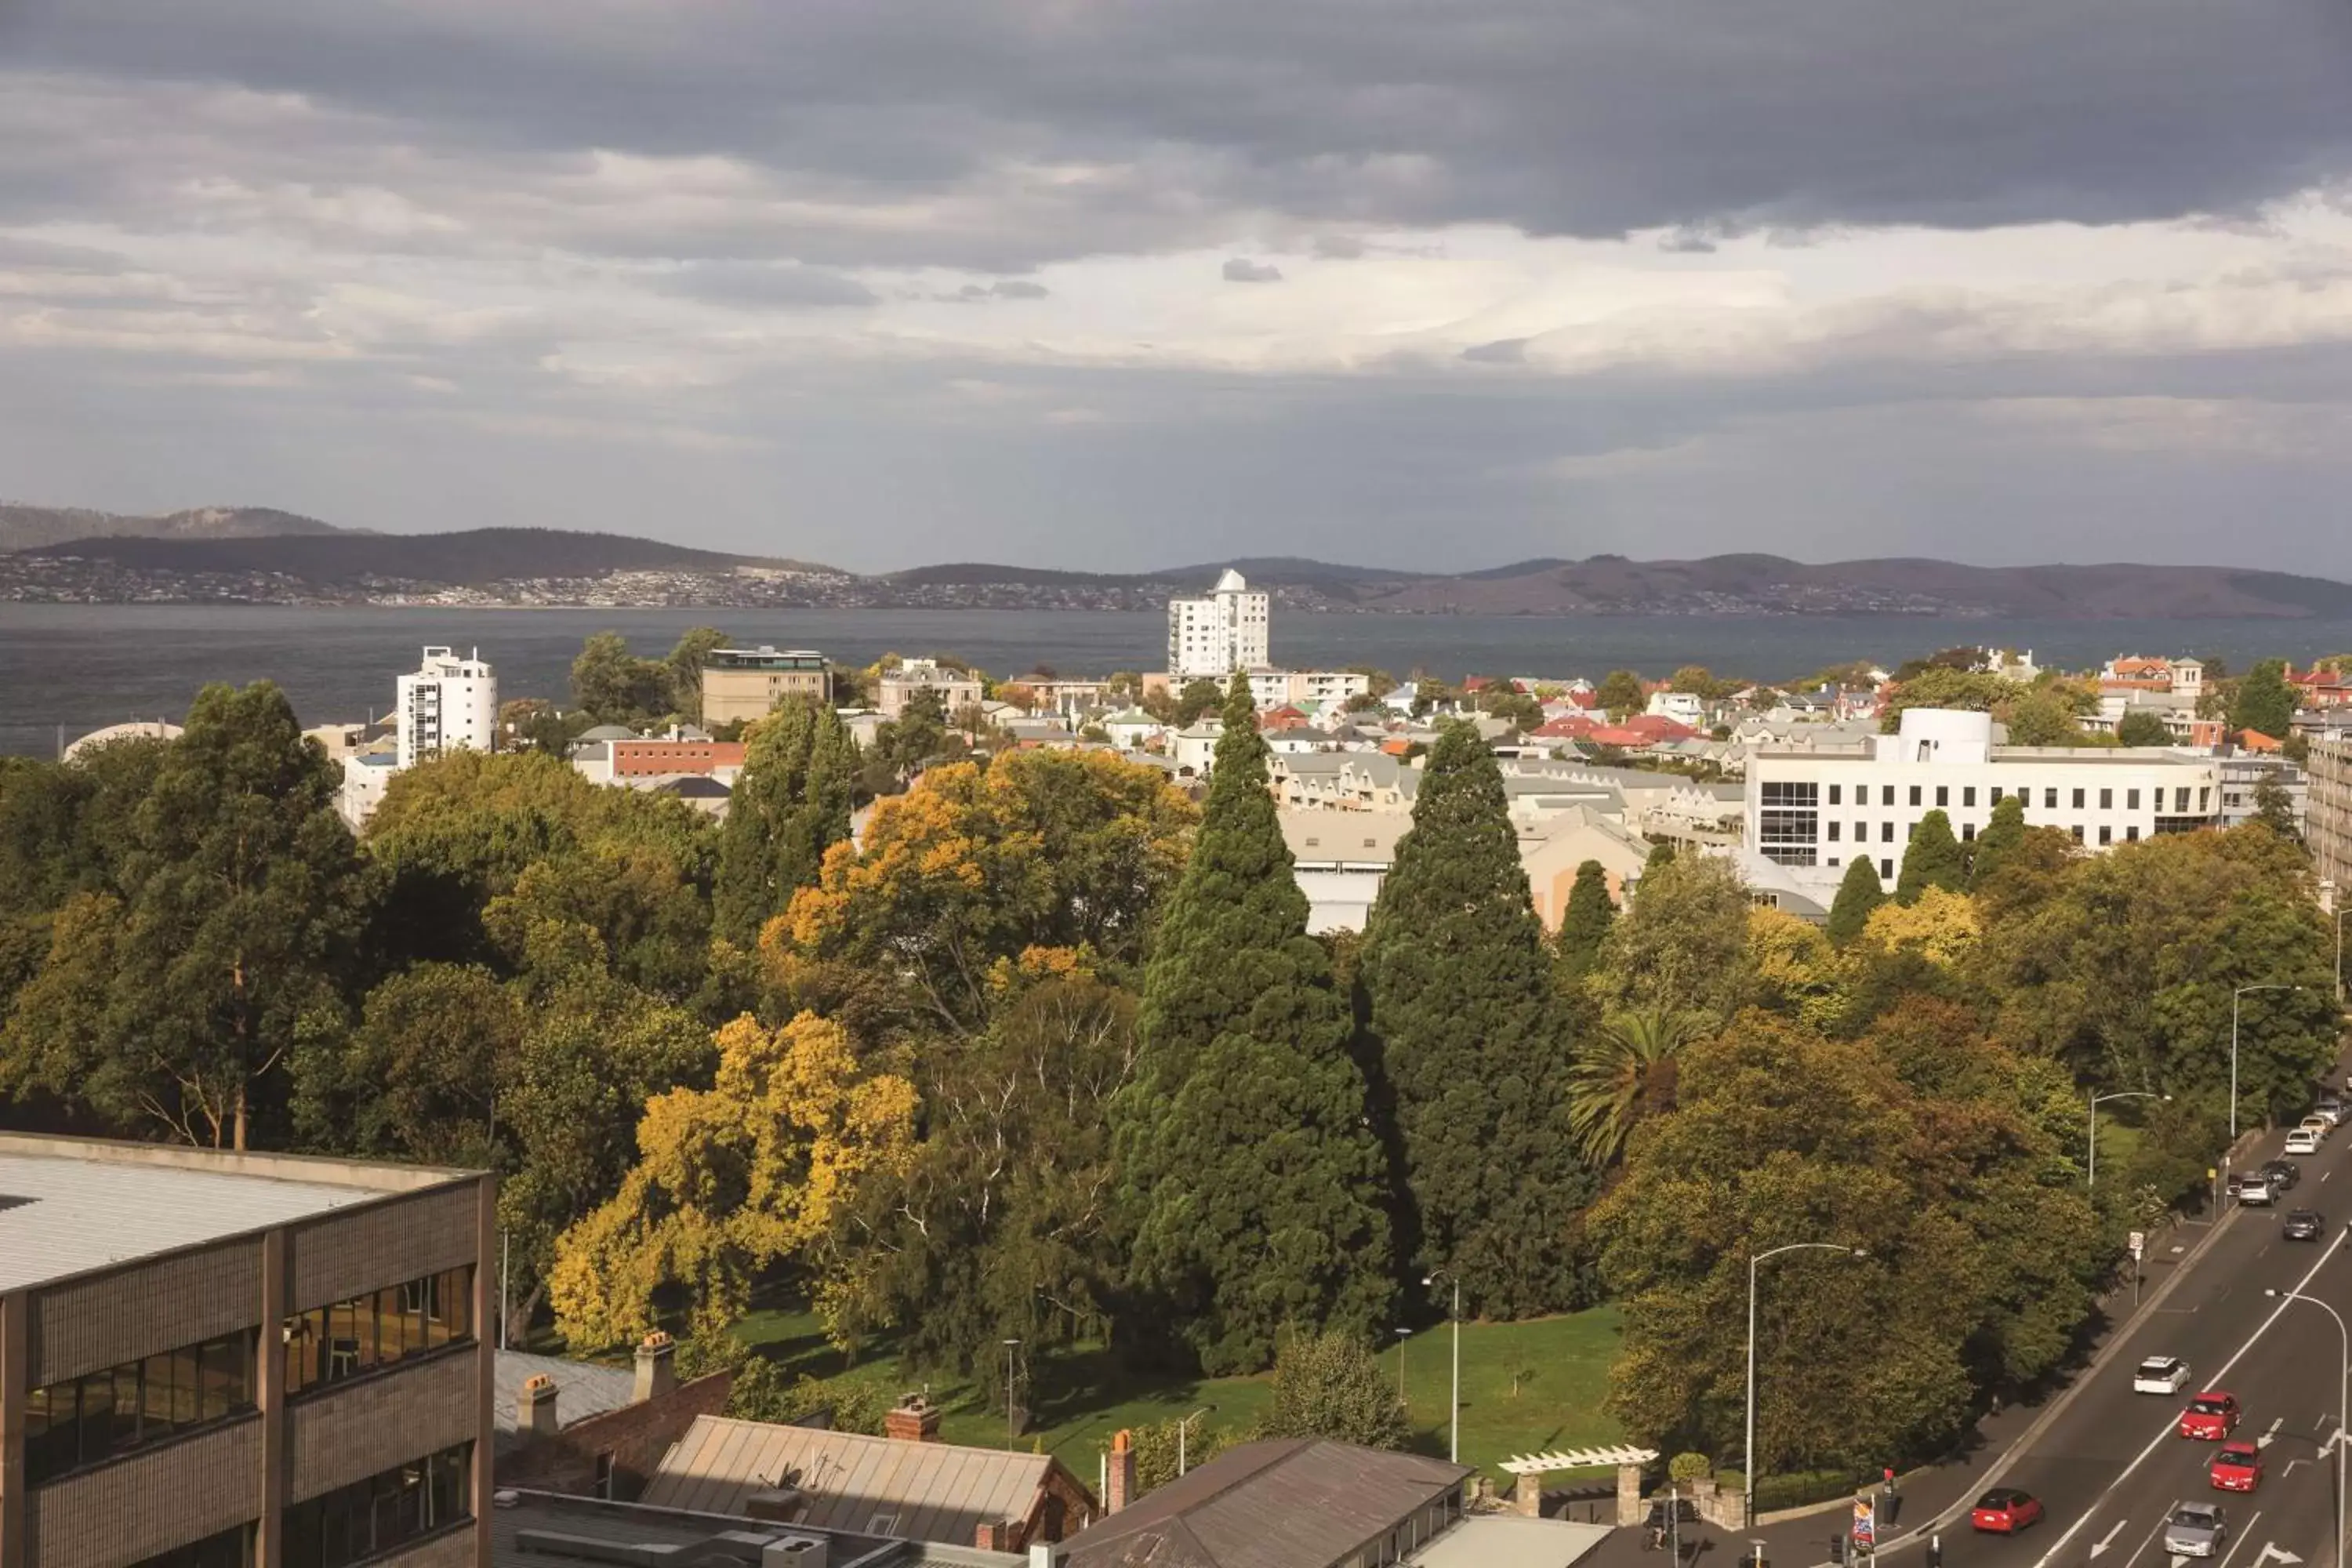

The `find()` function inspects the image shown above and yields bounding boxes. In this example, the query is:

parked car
[2240,1174,2277,1205]
[2287,1129,2324,1156]
[1971,1490,2045,1534]
[2299,1116,2334,1141]
[2180,1392,2242,1440]
[2262,1160,2301,1190]
[2309,1102,2344,1127]
[2135,1356,2193,1395]
[2210,1443,2263,1493]
[2285,1210,2326,1241]
[2165,1503,2227,1558]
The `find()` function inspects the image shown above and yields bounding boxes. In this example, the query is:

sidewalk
[1568,1203,2240,1568]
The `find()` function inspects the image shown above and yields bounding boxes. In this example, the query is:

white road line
[2210,1510,2263,1568]
[2262,1417,2285,1449]
[2030,1232,2347,1568]
[2121,1512,2173,1568]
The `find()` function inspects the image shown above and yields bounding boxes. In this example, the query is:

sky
[2,1,2350,575]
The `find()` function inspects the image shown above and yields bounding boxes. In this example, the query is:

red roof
[1462,676,1493,692]
[1586,726,1654,748]
[1534,715,1604,739]
[1258,705,1308,729]
[1619,714,1700,740]
[2236,728,2283,753]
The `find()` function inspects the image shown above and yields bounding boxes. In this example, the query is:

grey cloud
[1657,230,1718,254]
[1462,338,1529,365]
[652,262,877,309]
[1222,257,1283,283]
[1311,234,1368,260]
[988,278,1050,299]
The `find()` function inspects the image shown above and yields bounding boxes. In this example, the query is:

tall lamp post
[1002,1338,1021,1450]
[2231,984,2306,1142]
[1424,1271,1461,1465]
[2267,1285,2347,1568]
[1177,1406,1215,1477]
[1745,1243,1868,1528]
[2088,1091,2169,1188]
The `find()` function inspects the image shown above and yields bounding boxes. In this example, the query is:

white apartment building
[1245,668,1372,708]
[1744,708,2223,901]
[1167,569,1270,681]
[396,645,497,768]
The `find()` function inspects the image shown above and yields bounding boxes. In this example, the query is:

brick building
[2311,737,2352,927]
[699,648,832,726]
[0,1133,494,1568]
[491,1338,732,1502]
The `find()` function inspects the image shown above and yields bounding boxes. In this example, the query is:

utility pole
[1002,1338,1021,1450]
[1423,1271,1461,1465]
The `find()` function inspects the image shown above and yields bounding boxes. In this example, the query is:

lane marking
[2259,1418,2285,1449]
[2281,1459,2307,1476]
[2210,1509,2263,1568]
[2092,1519,2130,1559]
[2249,1545,2300,1568]
[2120,1512,2172,1568]
[2029,1233,2346,1568]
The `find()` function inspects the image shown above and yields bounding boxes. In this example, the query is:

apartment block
[397,649,498,771]
[0,1134,495,1568]
[1166,571,1269,682]
[2311,737,2352,916]
[699,648,832,726]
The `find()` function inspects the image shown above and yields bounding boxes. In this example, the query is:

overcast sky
[3,0,2350,574]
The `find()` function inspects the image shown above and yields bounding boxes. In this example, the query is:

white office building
[1167,569,1270,681]
[396,645,498,768]
[1744,708,2223,903]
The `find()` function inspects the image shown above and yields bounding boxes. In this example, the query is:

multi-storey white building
[396,645,497,768]
[1167,569,1270,681]
[1244,668,1372,708]
[1744,708,2223,901]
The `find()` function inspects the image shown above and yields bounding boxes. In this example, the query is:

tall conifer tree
[1359,722,1597,1315]
[1555,860,1616,981]
[713,700,857,945]
[1114,675,1394,1373]
[1969,794,2027,887]
[1826,855,1886,948]
[1896,808,1966,903]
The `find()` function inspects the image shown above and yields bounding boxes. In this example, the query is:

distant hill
[24,527,837,585]
[0,503,344,554]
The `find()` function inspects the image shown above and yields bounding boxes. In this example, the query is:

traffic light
[1830,1535,1847,1565]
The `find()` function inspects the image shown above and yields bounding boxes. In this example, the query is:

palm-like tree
[1568,1008,1704,1165]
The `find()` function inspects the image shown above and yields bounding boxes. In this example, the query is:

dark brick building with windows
[0,1133,495,1568]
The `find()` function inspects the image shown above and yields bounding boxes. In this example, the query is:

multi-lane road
[1943,1127,2352,1568]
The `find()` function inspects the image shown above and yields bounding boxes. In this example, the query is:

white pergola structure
[1501,1444,1661,1523]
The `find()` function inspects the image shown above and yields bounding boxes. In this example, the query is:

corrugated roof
[1057,1439,1470,1568]
[0,1148,390,1291]
[492,1352,639,1454]
[641,1415,1064,1544]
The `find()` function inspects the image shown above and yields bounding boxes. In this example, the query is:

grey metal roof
[642,1415,1069,1545]
[0,1143,402,1291]
[493,1352,639,1454]
[488,1487,985,1568]
[1056,1439,1470,1568]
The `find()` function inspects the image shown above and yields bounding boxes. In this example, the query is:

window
[1881,858,1894,880]
[2100,826,2113,846]
[1759,798,1819,868]
[2176,787,2190,813]
[24,1332,255,1483]
[2200,787,2211,812]
[2127,826,2141,842]
[1827,821,1842,841]
[129,1526,253,1568]
[1881,822,1894,842]
[1964,786,1977,808]
[2100,788,2113,809]
[1908,785,1922,807]
[1991,786,2005,804]
[1882,785,1895,807]
[1963,822,1976,842]
[1936,785,1949,807]
[1761,781,1819,807]
[2073,788,2085,809]
[2070,826,2084,843]
[2044,787,2058,809]
[1828,783,1842,805]
[285,1267,472,1398]
[282,1443,472,1568]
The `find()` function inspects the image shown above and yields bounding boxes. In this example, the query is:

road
[1951,1132,2352,1568]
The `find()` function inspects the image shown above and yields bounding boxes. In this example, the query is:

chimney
[884,1393,942,1443]
[521,1374,560,1440]
[634,1331,677,1404]
[1106,1428,1136,1515]
[975,1522,1015,1552]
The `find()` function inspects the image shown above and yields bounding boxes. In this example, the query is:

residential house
[2289,666,2352,710]
[1100,709,1162,750]
[1644,691,1707,725]
[1171,721,1223,775]
[880,659,985,721]
[1279,810,1415,933]
[2100,655,2206,700]
[1519,805,1652,927]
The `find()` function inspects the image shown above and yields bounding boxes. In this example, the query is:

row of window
[24,1334,254,1483]
[131,1525,251,1568]
[283,1443,473,1568]
[1777,779,2210,814]
[284,1268,472,1397]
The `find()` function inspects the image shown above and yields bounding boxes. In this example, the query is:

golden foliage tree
[1860,885,1983,968]
[549,1011,918,1348]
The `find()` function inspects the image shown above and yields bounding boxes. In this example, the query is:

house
[1644,691,1706,724]
[1519,804,1653,927]
[1101,708,1162,750]
[641,1398,1098,1552]
[2289,666,2352,710]
[1171,720,1223,775]
[1268,753,1421,813]
[2100,655,2206,699]
[1051,1436,1471,1568]
[880,659,985,720]
[495,1334,735,1500]
[1279,810,1415,932]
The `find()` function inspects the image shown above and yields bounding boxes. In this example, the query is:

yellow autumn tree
[548,1011,918,1349]
[1746,906,1847,1030]
[1860,884,1983,967]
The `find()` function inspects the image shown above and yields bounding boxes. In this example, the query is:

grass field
[727,1301,1628,1481]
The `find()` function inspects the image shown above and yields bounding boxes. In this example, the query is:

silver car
[2165,1504,2227,1558]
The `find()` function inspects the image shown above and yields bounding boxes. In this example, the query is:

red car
[1972,1489,2045,1534]
[2180,1392,2242,1441]
[2210,1443,2263,1493]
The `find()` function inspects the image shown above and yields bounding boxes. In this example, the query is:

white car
[2134,1355,2191,1395]
[2310,1103,2345,1127]
[2286,1128,2324,1156]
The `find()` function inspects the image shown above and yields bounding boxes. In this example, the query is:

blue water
[5,603,2350,757]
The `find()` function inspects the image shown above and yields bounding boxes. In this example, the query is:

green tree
[1567,1008,1704,1166]
[1593,852,1751,1025]
[662,626,732,721]
[1476,685,1544,731]
[1879,668,2019,731]
[1173,679,1226,728]
[1252,1330,1410,1450]
[2230,659,2296,741]
[2002,688,2086,747]
[1669,666,1720,698]
[299,962,521,1167]
[1359,722,1597,1315]
[2252,778,2299,840]
[570,631,667,726]
[1826,855,1886,948]
[713,701,858,946]
[2115,710,2172,748]
[1968,795,2029,888]
[876,688,950,788]
[1112,676,1395,1374]
[0,684,363,1149]
[1595,670,1647,720]
[1555,861,1617,981]
[1644,840,1677,873]
[1896,810,1967,903]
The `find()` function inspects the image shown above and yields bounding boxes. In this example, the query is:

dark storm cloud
[7,0,2350,270]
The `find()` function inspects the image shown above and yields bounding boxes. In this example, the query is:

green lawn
[727,1301,1627,1482]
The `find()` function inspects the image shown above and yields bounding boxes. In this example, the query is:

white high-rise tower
[1166,569,1270,681]
[396,646,498,767]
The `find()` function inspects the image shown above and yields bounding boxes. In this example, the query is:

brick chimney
[520,1373,559,1440]
[975,1522,1017,1552]
[1106,1429,1136,1514]
[634,1331,676,1404]
[884,1393,942,1443]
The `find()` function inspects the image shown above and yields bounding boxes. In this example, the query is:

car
[2181,1392,2242,1439]
[2310,1103,2345,1127]
[2167,1504,2228,1557]
[2263,1160,2301,1190]
[2287,1129,2324,1156]
[2135,1355,2193,1395]
[2285,1210,2326,1241]
[1972,1489,2045,1534]
[2211,1443,2263,1492]
[2300,1116,2335,1140]
[2241,1174,2277,1205]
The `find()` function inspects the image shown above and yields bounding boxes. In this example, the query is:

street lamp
[2231,985,2307,1142]
[1746,1243,1868,1529]
[1393,1327,1412,1401]
[1424,1271,1461,1465]
[2267,1287,2347,1568]
[1002,1339,1021,1450]
[1177,1406,1215,1477]
[2088,1091,2170,1188]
